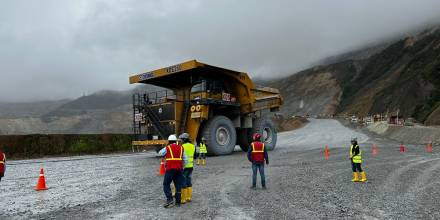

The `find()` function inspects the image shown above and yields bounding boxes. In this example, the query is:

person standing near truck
[158,135,188,208]
[197,137,208,166]
[179,133,195,204]
[0,146,6,182]
[248,133,269,189]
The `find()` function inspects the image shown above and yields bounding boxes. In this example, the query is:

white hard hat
[168,134,177,141]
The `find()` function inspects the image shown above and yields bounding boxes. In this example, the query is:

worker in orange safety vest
[247,133,269,189]
[158,134,188,208]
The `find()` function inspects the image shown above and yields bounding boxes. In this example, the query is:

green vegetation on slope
[0,134,133,159]
[412,48,440,122]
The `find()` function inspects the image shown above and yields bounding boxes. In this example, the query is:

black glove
[266,160,269,165]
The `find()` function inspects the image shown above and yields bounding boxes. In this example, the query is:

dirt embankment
[367,121,440,145]
[272,116,309,132]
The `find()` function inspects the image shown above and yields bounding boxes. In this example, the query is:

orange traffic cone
[372,144,378,156]
[158,158,166,176]
[399,143,406,153]
[324,145,330,160]
[426,141,433,153]
[35,168,48,191]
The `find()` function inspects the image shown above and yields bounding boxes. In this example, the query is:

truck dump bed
[129,59,283,113]
[253,86,283,112]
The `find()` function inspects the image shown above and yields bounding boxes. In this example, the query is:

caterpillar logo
[139,72,154,80]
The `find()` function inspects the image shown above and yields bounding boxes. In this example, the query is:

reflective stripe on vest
[251,143,265,152]
[251,142,265,162]
[200,143,208,153]
[350,145,362,163]
[166,145,183,161]
[183,143,195,168]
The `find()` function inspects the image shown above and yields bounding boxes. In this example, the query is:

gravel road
[1,119,439,219]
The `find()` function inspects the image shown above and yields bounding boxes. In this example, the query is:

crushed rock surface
[1,119,439,219]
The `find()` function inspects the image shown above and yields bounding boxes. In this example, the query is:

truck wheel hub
[263,127,273,144]
[216,127,230,146]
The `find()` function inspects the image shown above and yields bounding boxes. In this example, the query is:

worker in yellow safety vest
[349,137,367,182]
[179,133,195,204]
[197,137,208,165]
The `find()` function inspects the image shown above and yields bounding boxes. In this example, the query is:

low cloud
[1,0,440,102]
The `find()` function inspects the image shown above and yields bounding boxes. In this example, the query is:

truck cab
[190,79,237,104]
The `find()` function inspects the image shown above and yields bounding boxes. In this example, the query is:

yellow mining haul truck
[129,60,283,155]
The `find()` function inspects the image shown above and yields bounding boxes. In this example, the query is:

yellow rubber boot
[186,187,190,202]
[360,172,367,182]
[352,172,359,182]
[196,159,200,165]
[185,187,189,202]
[187,187,192,202]
[203,159,206,166]
[172,184,176,197]
[181,188,187,204]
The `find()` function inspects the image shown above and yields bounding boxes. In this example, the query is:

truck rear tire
[237,128,251,152]
[202,115,237,155]
[252,117,277,151]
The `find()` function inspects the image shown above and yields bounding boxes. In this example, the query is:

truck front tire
[202,116,237,155]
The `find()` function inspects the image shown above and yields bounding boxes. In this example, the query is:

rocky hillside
[270,26,440,125]
[268,60,362,117]
[0,100,70,118]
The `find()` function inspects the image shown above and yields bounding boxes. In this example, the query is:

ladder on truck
[132,93,170,141]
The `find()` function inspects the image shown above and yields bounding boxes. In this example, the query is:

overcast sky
[1,0,440,102]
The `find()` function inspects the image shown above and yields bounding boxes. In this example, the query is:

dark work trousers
[182,168,193,187]
[252,163,266,187]
[0,167,4,182]
[198,153,206,159]
[351,161,363,172]
[163,169,184,203]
